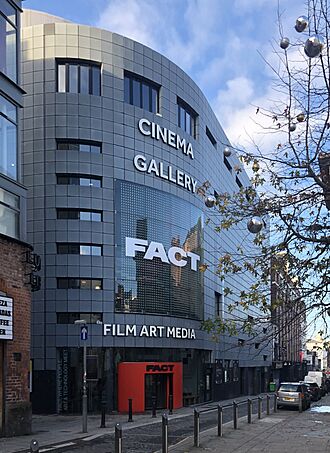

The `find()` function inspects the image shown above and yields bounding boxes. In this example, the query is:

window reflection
[115,181,204,320]
[0,95,17,180]
[0,4,17,82]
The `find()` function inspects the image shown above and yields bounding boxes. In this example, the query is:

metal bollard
[273,393,278,413]
[233,401,238,429]
[194,408,200,447]
[258,396,262,419]
[217,405,223,437]
[152,395,157,418]
[30,439,39,453]
[247,399,252,424]
[128,398,133,422]
[266,394,270,415]
[169,394,173,415]
[162,413,169,453]
[100,397,106,428]
[299,393,303,413]
[115,423,122,453]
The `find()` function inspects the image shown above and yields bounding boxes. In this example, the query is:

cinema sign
[0,296,13,340]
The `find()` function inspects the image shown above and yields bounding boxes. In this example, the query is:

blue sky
[25,0,303,147]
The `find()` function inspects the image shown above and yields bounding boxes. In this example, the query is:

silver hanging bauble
[224,146,232,157]
[289,123,296,132]
[295,15,309,33]
[280,37,290,49]
[205,195,216,208]
[247,217,263,234]
[304,35,325,58]
[296,113,305,122]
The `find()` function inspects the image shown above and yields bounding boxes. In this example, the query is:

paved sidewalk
[0,393,270,453]
[169,397,330,453]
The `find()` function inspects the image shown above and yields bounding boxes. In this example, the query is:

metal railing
[28,393,278,453]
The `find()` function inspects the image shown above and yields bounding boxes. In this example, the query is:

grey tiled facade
[22,10,272,413]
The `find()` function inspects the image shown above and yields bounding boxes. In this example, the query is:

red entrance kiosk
[118,362,183,413]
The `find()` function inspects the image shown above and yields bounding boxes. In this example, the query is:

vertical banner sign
[0,296,13,340]
[57,348,69,413]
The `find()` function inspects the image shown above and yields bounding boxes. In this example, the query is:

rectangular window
[224,156,232,173]
[57,209,102,221]
[0,3,17,82]
[57,243,102,255]
[0,94,17,180]
[56,174,102,187]
[57,278,102,290]
[57,312,103,324]
[236,176,243,188]
[215,291,222,318]
[56,140,101,154]
[56,60,101,95]
[124,71,159,113]
[177,97,197,138]
[206,126,217,148]
[0,187,19,238]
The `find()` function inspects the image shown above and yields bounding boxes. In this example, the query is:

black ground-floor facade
[32,347,271,414]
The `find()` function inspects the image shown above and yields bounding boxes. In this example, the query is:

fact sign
[0,296,13,340]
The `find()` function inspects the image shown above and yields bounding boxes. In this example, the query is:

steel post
[152,396,157,418]
[274,393,278,413]
[115,423,122,453]
[247,399,252,424]
[266,394,270,415]
[169,394,173,415]
[162,413,168,453]
[128,398,133,422]
[82,343,87,433]
[217,405,223,437]
[233,401,238,429]
[194,408,200,447]
[258,396,262,419]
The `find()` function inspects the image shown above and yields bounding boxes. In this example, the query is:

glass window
[58,64,66,92]
[0,188,19,239]
[91,246,102,256]
[0,5,17,82]
[80,65,89,94]
[57,174,101,187]
[57,140,101,154]
[80,211,91,221]
[92,65,101,95]
[0,95,17,180]
[124,72,159,113]
[57,312,102,324]
[57,61,100,95]
[177,98,197,138]
[80,245,91,255]
[91,212,102,222]
[69,65,78,93]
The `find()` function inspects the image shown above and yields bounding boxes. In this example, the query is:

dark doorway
[145,374,172,409]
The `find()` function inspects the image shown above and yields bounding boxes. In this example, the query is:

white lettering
[134,154,147,172]
[168,247,187,267]
[144,241,169,263]
[138,118,194,159]
[150,325,157,337]
[125,237,148,257]
[187,252,201,271]
[147,159,160,176]
[140,325,149,337]
[167,327,175,337]
[126,325,137,336]
[138,118,151,136]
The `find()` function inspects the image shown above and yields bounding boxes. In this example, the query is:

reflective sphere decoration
[224,146,232,157]
[295,15,309,32]
[296,113,305,122]
[280,37,290,49]
[30,440,39,453]
[205,195,216,208]
[289,123,296,132]
[247,217,263,234]
[304,35,325,58]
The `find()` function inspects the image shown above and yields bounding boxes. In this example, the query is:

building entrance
[145,373,173,409]
[118,362,182,413]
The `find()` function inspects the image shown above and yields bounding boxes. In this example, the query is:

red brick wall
[0,236,32,419]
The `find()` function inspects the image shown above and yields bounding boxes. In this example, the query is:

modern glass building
[21,9,272,414]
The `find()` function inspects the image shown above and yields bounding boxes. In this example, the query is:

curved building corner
[21,9,272,414]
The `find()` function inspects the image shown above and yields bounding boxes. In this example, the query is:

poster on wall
[0,296,13,340]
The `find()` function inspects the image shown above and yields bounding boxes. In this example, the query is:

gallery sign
[103,324,196,340]
[0,296,13,340]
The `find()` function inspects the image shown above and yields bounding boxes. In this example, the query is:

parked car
[277,382,311,410]
[305,381,322,401]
